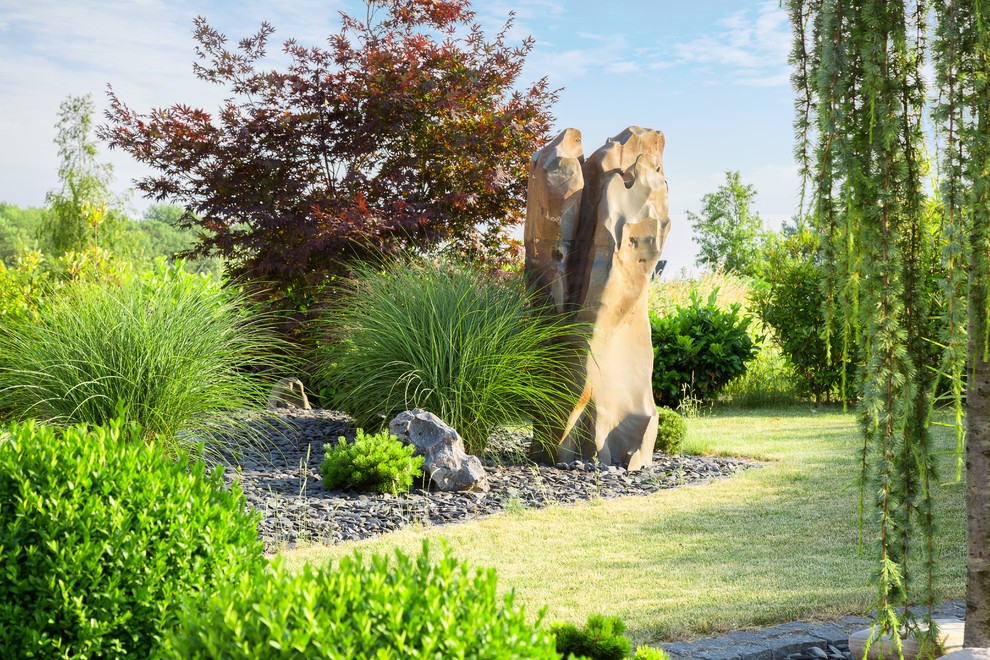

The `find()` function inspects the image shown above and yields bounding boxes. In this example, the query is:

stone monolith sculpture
[525,126,670,471]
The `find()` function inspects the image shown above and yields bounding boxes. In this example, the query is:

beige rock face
[267,377,312,410]
[523,127,584,314]
[525,126,670,471]
[942,649,990,660]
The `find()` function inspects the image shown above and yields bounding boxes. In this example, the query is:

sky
[0,0,800,277]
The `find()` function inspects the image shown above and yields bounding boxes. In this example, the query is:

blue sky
[0,0,798,276]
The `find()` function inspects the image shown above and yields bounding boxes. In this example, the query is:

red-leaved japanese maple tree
[99,0,557,285]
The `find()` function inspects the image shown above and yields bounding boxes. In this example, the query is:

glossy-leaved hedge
[162,541,559,659]
[0,419,265,659]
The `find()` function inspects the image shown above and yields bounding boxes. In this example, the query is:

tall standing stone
[525,126,670,471]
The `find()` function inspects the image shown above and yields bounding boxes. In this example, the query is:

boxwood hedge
[0,418,265,659]
[162,541,559,659]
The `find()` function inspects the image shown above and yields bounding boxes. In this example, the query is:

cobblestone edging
[657,600,965,660]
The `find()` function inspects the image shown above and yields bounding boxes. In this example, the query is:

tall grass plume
[317,256,581,455]
[0,262,287,458]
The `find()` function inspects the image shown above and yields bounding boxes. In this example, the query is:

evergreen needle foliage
[789,0,990,647]
[551,613,632,660]
[318,256,580,455]
[320,429,424,495]
[0,262,286,459]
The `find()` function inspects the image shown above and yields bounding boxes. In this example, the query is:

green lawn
[279,406,966,647]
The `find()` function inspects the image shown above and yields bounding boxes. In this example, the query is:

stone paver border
[657,600,965,660]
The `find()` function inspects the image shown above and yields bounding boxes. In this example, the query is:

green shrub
[0,249,48,326]
[0,259,285,459]
[633,646,671,660]
[50,244,132,285]
[655,407,686,454]
[0,418,265,659]
[750,230,847,405]
[162,540,559,659]
[321,429,424,494]
[0,247,133,326]
[551,613,631,660]
[318,255,580,455]
[719,342,801,408]
[649,288,760,408]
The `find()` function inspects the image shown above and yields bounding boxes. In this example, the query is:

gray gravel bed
[206,409,758,553]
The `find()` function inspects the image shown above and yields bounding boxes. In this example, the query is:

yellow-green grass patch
[277,406,966,647]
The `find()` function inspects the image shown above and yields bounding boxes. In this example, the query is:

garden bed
[208,408,758,554]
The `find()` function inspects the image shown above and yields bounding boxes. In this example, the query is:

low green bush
[0,249,48,326]
[0,246,132,326]
[718,342,801,408]
[318,255,580,455]
[0,259,285,459]
[162,540,558,659]
[750,230,847,404]
[650,289,760,408]
[551,613,631,660]
[655,407,686,454]
[633,646,671,660]
[321,429,424,494]
[0,418,265,659]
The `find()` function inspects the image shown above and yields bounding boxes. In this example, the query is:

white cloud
[477,0,565,23]
[669,1,791,88]
[0,0,353,209]
[523,30,649,84]
[606,61,639,75]
[514,2,791,89]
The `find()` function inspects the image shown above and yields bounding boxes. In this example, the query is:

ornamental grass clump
[320,429,424,494]
[0,418,265,659]
[0,260,286,459]
[318,256,580,455]
[162,540,559,659]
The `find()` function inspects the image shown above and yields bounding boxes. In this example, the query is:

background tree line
[0,94,219,273]
[0,199,213,270]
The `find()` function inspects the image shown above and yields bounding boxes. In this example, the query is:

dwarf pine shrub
[551,613,632,660]
[321,429,424,494]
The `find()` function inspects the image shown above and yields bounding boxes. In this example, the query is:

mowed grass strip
[279,406,966,647]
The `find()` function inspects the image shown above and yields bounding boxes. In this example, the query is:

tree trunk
[966,294,990,647]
